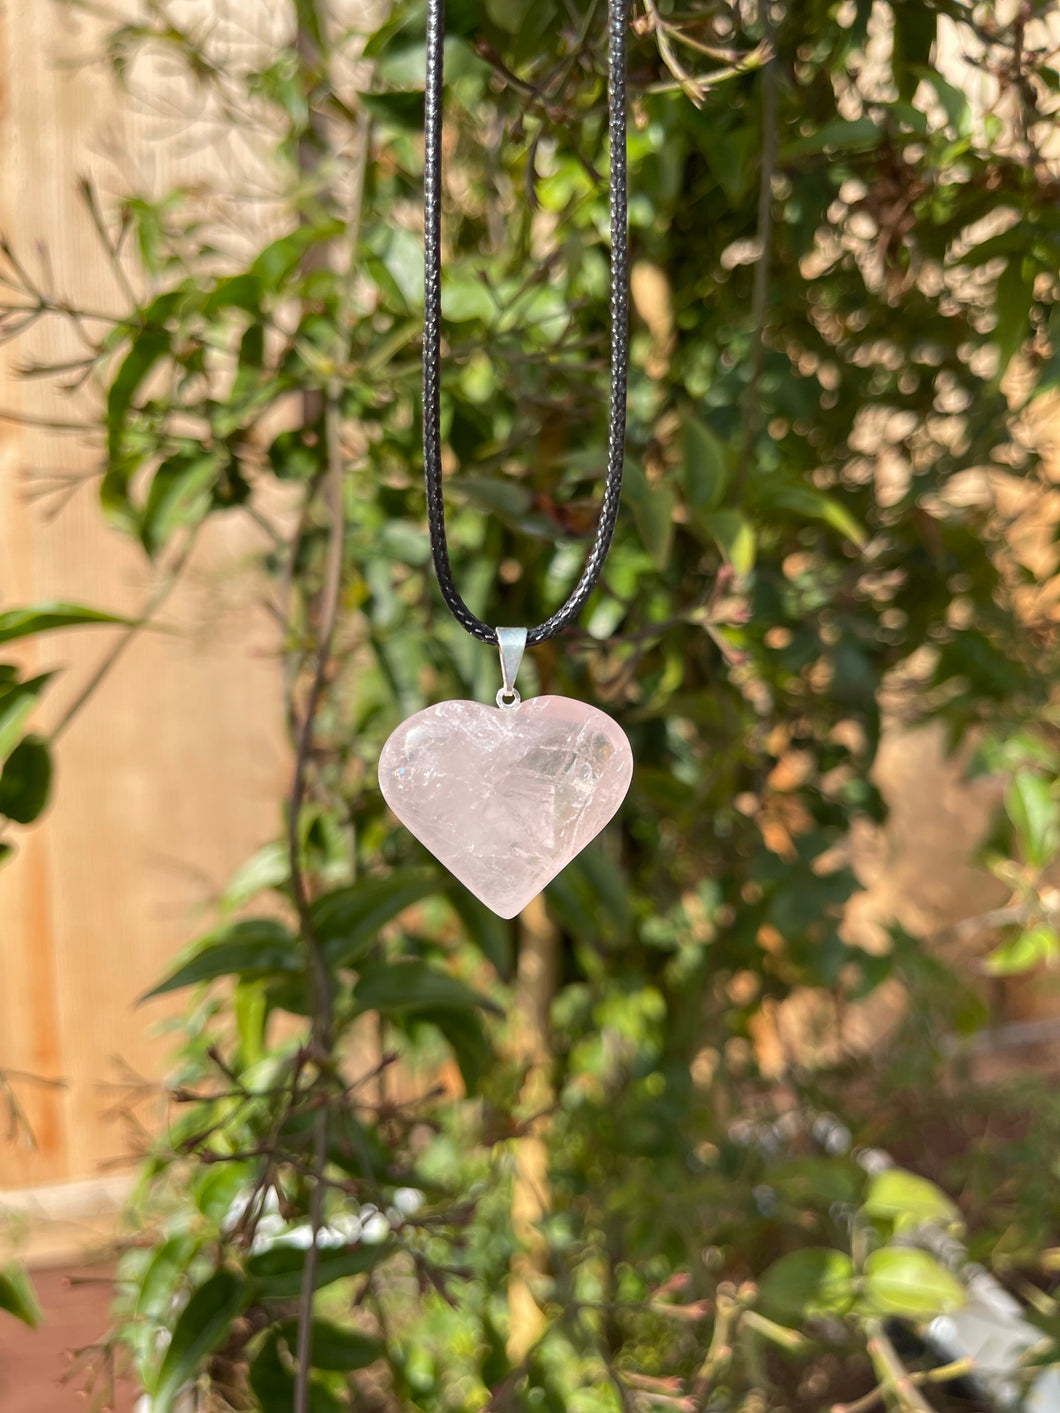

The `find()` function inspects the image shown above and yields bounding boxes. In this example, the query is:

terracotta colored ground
[0,1267,137,1413]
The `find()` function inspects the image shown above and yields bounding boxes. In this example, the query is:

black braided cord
[423,0,629,647]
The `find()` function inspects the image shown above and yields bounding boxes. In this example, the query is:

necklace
[379,0,633,919]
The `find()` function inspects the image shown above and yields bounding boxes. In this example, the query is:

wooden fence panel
[0,0,289,1194]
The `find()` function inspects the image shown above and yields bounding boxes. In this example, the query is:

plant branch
[736,0,779,501]
[289,386,344,1413]
[49,533,196,746]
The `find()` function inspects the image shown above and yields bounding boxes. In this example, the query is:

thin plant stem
[736,0,779,502]
[290,388,344,1413]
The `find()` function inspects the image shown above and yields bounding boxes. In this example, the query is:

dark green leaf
[250,1330,344,1413]
[275,1318,382,1371]
[624,459,675,571]
[354,958,498,1017]
[0,1266,42,1328]
[413,1005,495,1092]
[141,918,299,1000]
[780,117,880,160]
[994,256,1035,380]
[683,417,730,512]
[313,871,441,968]
[151,1268,248,1413]
[0,735,52,824]
[0,603,132,645]
[140,453,223,556]
[446,886,513,979]
[247,1241,386,1300]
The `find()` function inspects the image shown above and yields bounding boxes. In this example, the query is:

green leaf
[0,735,52,824]
[248,222,343,291]
[354,958,498,1017]
[702,510,756,574]
[312,871,442,968]
[683,417,730,512]
[135,1235,199,1320]
[250,1330,345,1413]
[247,1241,386,1300]
[762,485,866,546]
[275,1318,382,1371]
[0,673,53,761]
[780,117,881,160]
[892,3,936,101]
[222,840,291,911]
[757,1248,855,1321]
[994,256,1036,380]
[624,460,675,571]
[150,1268,248,1413]
[202,272,264,317]
[862,1247,966,1318]
[441,271,495,323]
[141,918,299,1000]
[0,1266,42,1327]
[1005,770,1057,869]
[140,453,223,556]
[446,886,513,978]
[862,1169,962,1232]
[414,1005,495,1092]
[0,603,132,644]
[986,924,1060,976]
[106,325,171,459]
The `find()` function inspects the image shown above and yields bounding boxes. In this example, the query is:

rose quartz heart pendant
[378,696,633,918]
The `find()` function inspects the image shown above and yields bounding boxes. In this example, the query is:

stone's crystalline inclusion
[378,695,634,919]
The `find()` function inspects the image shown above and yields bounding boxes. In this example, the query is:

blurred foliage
[4,0,1060,1408]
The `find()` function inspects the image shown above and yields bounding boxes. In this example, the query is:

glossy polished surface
[379,696,633,917]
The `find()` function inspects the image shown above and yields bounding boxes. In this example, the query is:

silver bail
[496,626,528,708]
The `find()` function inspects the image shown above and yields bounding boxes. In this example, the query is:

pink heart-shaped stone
[378,695,633,918]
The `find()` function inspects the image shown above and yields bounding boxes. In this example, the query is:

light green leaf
[1005,770,1057,869]
[702,510,756,574]
[0,673,53,761]
[441,271,495,323]
[757,1248,855,1321]
[150,1268,248,1413]
[764,485,866,546]
[221,840,291,911]
[135,1235,199,1321]
[986,924,1060,976]
[862,1169,962,1232]
[863,1247,966,1318]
